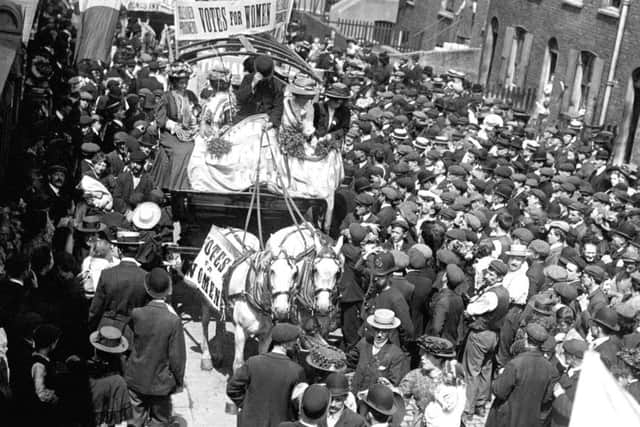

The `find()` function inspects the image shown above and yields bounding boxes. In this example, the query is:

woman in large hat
[279,74,319,156]
[150,61,198,190]
[200,63,234,135]
[87,326,132,426]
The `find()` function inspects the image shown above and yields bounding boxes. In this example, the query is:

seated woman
[280,74,319,157]
[151,62,198,190]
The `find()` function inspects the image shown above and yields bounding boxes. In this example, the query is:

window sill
[597,6,620,18]
[561,0,583,8]
[437,10,455,20]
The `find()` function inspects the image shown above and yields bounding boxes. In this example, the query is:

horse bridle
[269,251,299,300]
[311,249,343,297]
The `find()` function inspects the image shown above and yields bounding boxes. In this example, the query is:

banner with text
[175,0,279,41]
[125,0,173,14]
[184,225,243,313]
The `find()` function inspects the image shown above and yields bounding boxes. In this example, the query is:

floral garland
[314,134,341,157]
[206,135,233,158]
[279,124,341,160]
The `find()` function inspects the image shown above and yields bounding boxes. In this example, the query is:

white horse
[198,224,344,372]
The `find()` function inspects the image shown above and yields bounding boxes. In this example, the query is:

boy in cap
[227,323,306,427]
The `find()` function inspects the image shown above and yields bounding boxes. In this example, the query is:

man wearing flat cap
[236,54,285,129]
[486,323,555,427]
[227,322,306,427]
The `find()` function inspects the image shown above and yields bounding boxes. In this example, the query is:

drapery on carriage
[169,33,344,247]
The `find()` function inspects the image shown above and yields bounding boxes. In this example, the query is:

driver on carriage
[236,54,285,129]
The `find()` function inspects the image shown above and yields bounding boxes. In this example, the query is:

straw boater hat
[132,202,162,230]
[90,326,128,353]
[289,74,318,97]
[367,308,401,330]
[111,230,144,246]
[505,243,530,257]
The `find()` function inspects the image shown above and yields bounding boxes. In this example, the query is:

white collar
[120,257,140,266]
[9,278,24,287]
[49,183,60,196]
[590,336,610,348]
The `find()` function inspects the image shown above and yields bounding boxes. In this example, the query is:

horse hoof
[200,358,213,371]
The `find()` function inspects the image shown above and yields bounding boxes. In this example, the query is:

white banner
[78,0,122,12]
[175,0,280,41]
[184,225,243,312]
[125,0,172,14]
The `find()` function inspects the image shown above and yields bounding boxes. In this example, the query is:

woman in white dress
[280,74,319,158]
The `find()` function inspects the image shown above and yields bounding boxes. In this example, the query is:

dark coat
[323,407,367,427]
[87,260,149,332]
[105,150,126,177]
[389,275,414,305]
[0,278,25,331]
[405,269,434,338]
[594,336,622,370]
[113,171,154,213]
[227,352,305,427]
[338,244,366,303]
[368,286,415,344]
[550,371,580,427]
[313,102,350,140]
[426,287,464,346]
[236,74,285,127]
[350,337,407,392]
[124,300,186,396]
[486,350,555,427]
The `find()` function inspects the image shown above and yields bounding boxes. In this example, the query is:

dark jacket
[486,350,555,427]
[550,371,580,427]
[124,300,186,395]
[349,337,408,392]
[236,74,285,127]
[227,352,305,427]
[594,336,622,370]
[339,244,366,303]
[313,102,350,141]
[0,278,25,331]
[427,287,464,346]
[113,171,154,213]
[322,407,367,427]
[405,268,434,338]
[368,286,416,344]
[87,260,149,331]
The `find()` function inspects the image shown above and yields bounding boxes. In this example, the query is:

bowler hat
[300,384,330,419]
[254,55,274,76]
[361,384,397,416]
[593,306,620,332]
[144,268,172,299]
[325,372,349,396]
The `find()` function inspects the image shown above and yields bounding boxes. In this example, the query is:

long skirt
[151,132,194,190]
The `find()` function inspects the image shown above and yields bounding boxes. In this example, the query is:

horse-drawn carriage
[163,34,345,372]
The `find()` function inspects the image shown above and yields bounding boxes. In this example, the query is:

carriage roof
[177,33,321,83]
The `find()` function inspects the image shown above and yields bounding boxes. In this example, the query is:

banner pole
[173,0,179,61]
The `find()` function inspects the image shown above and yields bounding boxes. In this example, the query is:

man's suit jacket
[124,300,186,396]
[227,352,305,427]
[325,407,367,427]
[0,278,25,331]
[236,74,285,127]
[350,338,407,392]
[88,260,149,331]
[405,269,435,338]
[113,171,154,213]
[551,371,580,427]
[313,102,350,140]
[594,336,622,370]
[427,287,464,346]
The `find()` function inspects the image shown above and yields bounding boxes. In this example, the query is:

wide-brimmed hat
[167,61,193,79]
[75,215,106,233]
[392,128,409,140]
[367,308,400,330]
[111,230,144,246]
[325,83,350,99]
[289,75,318,97]
[417,335,456,358]
[505,243,530,257]
[90,326,128,353]
[305,344,347,373]
[144,267,172,299]
[207,63,229,80]
[361,384,397,416]
[132,202,162,230]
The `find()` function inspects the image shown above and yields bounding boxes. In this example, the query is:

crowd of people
[1,2,640,427]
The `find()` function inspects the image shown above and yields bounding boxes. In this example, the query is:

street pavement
[172,317,241,427]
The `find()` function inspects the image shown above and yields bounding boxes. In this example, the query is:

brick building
[395,0,488,51]
[479,0,640,161]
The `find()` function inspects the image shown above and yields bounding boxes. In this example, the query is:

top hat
[90,326,129,353]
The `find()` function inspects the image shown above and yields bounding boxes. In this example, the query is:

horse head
[311,234,344,315]
[269,248,298,321]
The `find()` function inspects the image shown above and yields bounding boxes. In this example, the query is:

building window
[569,51,596,115]
[505,27,526,87]
[547,38,558,83]
[442,0,455,12]
[598,0,621,17]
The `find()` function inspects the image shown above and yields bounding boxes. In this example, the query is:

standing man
[235,54,284,129]
[125,268,186,427]
[325,372,367,427]
[87,230,148,334]
[227,322,306,427]
[486,324,555,427]
[462,259,510,423]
